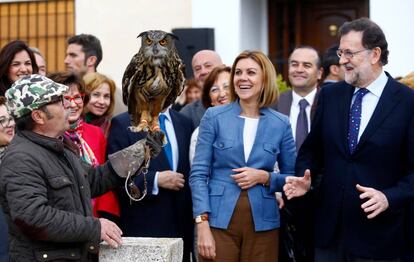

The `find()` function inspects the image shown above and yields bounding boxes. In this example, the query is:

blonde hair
[229,50,278,108]
[399,71,414,89]
[83,72,116,116]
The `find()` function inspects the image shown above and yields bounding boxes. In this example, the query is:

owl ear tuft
[168,33,179,41]
[137,31,148,38]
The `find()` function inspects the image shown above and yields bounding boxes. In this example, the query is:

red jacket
[82,123,120,217]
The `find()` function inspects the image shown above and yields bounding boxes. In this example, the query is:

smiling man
[284,17,414,262]
[272,46,322,151]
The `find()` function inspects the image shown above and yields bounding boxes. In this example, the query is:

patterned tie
[159,114,173,169]
[296,98,309,150]
[348,88,369,154]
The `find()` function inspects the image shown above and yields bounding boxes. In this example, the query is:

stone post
[99,237,183,262]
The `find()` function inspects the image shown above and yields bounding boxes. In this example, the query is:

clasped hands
[283,169,389,219]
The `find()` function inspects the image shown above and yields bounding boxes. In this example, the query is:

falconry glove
[108,132,164,178]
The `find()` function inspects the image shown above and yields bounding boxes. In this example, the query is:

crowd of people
[0,17,413,262]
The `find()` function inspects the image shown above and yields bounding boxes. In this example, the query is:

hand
[275,192,284,209]
[356,184,389,219]
[197,222,216,260]
[158,171,185,191]
[100,218,123,248]
[284,169,311,200]
[231,167,269,190]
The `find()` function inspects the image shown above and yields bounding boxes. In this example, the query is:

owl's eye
[146,39,152,45]
[159,39,167,46]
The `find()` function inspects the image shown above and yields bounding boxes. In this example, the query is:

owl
[122,30,185,133]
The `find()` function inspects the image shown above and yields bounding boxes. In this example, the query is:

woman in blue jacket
[190,50,296,262]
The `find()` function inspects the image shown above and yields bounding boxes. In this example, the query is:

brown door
[268,0,369,81]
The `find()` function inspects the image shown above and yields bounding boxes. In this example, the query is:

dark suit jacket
[296,75,414,259]
[107,110,194,262]
[271,89,319,120]
[179,100,205,128]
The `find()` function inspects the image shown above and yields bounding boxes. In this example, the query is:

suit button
[43,254,48,259]
[89,245,95,250]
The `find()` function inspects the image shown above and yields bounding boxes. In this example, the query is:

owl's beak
[152,45,159,55]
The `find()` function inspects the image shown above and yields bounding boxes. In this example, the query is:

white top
[189,127,199,166]
[241,116,259,162]
[352,70,387,141]
[289,88,317,141]
[153,108,179,195]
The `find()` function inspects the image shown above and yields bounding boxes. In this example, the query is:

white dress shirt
[289,88,317,141]
[352,70,388,141]
[153,108,179,194]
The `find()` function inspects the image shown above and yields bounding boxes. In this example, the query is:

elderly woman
[190,51,296,262]
[48,72,120,223]
[0,96,15,261]
[189,66,231,164]
[0,40,39,95]
[83,72,116,137]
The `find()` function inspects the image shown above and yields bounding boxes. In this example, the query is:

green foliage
[276,74,291,93]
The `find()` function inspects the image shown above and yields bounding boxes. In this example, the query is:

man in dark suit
[107,108,194,262]
[271,45,322,150]
[284,18,414,261]
[274,46,322,262]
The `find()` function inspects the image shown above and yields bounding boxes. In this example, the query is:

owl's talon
[151,125,161,132]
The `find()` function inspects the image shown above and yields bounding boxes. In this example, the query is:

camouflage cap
[5,74,68,119]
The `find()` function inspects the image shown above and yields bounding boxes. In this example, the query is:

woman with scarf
[48,72,120,223]
[83,72,116,137]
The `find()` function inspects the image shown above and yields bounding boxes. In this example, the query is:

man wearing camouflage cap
[0,74,162,261]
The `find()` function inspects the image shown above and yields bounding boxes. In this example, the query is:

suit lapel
[310,88,320,121]
[278,90,292,116]
[169,110,184,171]
[355,79,401,152]
[339,84,356,154]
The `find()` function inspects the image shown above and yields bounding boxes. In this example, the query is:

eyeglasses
[63,94,84,105]
[336,49,369,59]
[0,116,14,128]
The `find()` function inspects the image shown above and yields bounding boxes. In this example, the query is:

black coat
[0,130,121,262]
[107,110,194,262]
[297,75,414,259]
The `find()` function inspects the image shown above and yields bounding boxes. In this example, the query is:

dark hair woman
[0,40,39,95]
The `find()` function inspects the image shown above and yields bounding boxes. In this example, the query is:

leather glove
[108,138,149,178]
[108,131,165,178]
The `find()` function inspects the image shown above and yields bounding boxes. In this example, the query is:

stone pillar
[99,237,183,262]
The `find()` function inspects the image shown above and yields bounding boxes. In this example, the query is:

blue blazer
[296,74,414,259]
[107,110,194,262]
[190,101,296,231]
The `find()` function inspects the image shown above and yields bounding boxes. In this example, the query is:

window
[0,0,75,72]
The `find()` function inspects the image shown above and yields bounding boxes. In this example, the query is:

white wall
[192,0,241,66]
[192,0,268,66]
[240,0,268,54]
[370,0,414,77]
[75,0,192,114]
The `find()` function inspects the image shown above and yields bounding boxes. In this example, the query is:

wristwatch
[195,214,209,224]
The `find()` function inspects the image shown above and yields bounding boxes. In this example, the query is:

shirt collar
[160,107,172,122]
[354,70,387,98]
[292,87,317,107]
